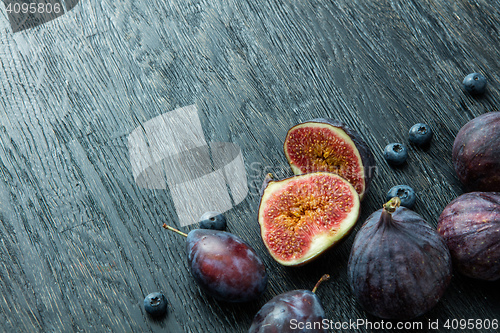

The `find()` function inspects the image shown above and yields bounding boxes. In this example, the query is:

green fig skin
[348,199,452,320]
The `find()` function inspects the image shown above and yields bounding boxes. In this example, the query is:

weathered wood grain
[0,0,499,332]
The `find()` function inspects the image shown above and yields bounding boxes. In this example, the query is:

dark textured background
[0,0,499,332]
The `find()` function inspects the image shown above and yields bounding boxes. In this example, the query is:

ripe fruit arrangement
[154,77,498,329]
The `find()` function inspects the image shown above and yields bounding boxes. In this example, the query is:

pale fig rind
[452,112,500,192]
[258,172,360,266]
[284,118,376,200]
[348,199,452,320]
[437,192,500,281]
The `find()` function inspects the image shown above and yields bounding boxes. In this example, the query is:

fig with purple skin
[284,118,376,200]
[248,274,330,333]
[348,197,452,320]
[452,112,500,192]
[258,172,360,266]
[437,192,500,281]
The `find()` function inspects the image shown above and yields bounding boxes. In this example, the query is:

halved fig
[284,119,376,200]
[258,172,360,266]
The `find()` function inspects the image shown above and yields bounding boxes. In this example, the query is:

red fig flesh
[284,119,375,200]
[258,172,360,266]
[248,275,330,333]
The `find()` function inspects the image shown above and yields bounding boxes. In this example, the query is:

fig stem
[383,197,401,214]
[259,173,275,197]
[311,274,330,293]
[162,223,188,237]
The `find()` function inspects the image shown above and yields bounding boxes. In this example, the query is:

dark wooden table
[0,0,499,332]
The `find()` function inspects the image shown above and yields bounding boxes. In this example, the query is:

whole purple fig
[452,112,500,192]
[348,198,452,320]
[249,275,329,333]
[437,192,500,281]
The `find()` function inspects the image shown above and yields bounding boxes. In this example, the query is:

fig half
[437,192,500,281]
[348,198,452,320]
[284,118,376,200]
[452,112,500,192]
[258,172,360,266]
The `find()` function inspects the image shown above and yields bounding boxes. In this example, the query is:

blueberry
[199,211,227,231]
[144,292,168,317]
[408,123,433,146]
[463,73,487,95]
[386,185,417,209]
[383,143,408,166]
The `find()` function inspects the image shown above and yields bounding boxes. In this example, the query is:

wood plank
[0,0,499,332]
